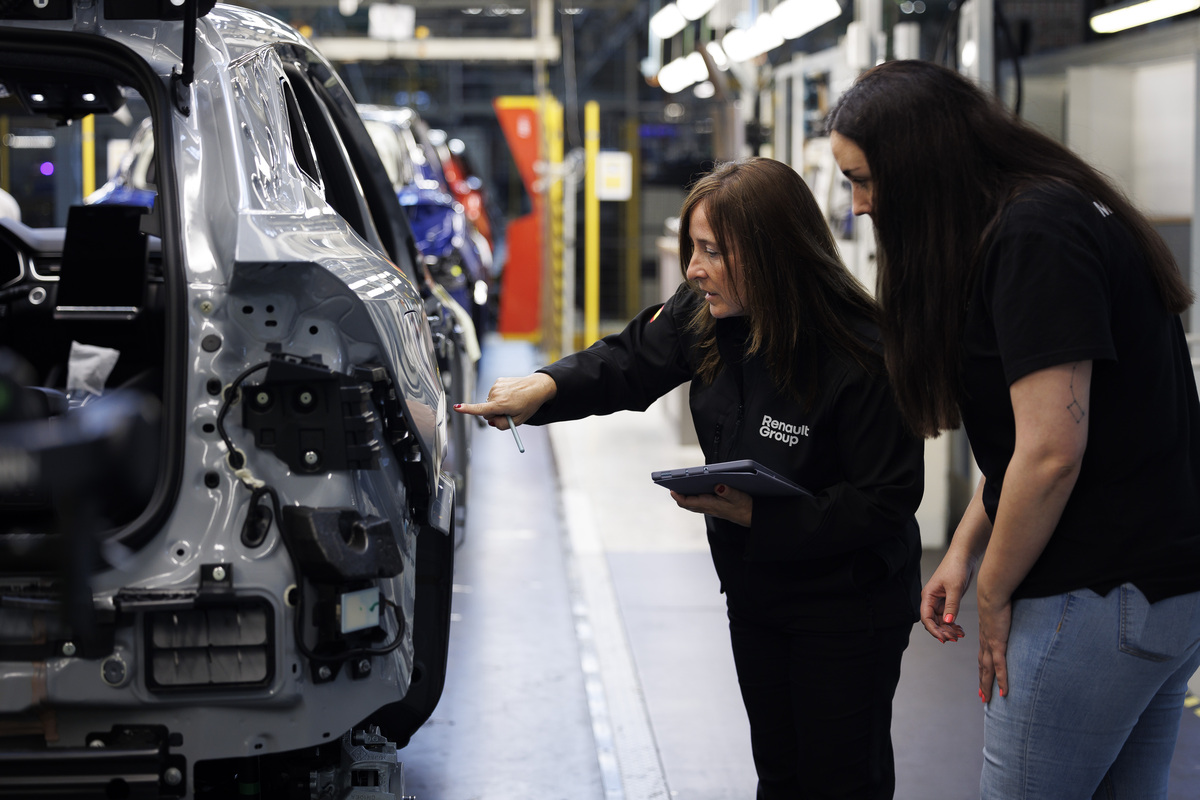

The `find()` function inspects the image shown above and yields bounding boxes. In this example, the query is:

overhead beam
[311,35,560,61]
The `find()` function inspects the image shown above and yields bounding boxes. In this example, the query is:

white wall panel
[1132,58,1195,219]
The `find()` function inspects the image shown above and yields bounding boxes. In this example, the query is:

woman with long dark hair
[457,157,924,799]
[828,59,1200,798]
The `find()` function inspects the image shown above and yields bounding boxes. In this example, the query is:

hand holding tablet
[651,459,811,497]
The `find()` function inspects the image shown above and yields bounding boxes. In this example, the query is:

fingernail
[979,689,986,704]
[454,404,462,409]
[944,614,954,624]
[715,484,725,494]
[999,688,1005,698]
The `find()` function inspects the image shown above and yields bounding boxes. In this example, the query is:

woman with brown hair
[457,157,924,799]
[827,59,1200,799]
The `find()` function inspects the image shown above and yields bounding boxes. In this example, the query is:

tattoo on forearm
[1066,363,1086,423]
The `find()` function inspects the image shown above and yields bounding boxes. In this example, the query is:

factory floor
[398,336,1200,800]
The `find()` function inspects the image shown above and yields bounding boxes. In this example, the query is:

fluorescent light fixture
[748,11,785,54]
[693,80,716,99]
[773,0,842,39]
[960,38,977,68]
[722,11,786,63]
[721,27,755,62]
[657,51,709,93]
[650,3,688,40]
[685,51,709,84]
[1090,0,1200,33]
[705,40,730,70]
[657,56,693,94]
[677,0,718,21]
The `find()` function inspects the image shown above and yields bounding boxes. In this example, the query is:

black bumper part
[0,725,185,798]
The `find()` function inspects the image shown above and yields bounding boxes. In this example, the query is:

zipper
[712,404,744,460]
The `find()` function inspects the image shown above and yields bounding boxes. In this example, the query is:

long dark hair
[678,157,880,408]
[827,59,1193,438]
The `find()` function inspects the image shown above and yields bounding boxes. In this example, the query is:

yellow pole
[584,100,600,346]
[81,114,96,200]
[545,96,564,362]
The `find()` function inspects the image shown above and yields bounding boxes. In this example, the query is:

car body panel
[0,0,456,789]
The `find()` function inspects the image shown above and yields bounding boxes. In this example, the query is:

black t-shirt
[960,183,1200,601]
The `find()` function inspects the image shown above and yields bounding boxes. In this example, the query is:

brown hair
[827,59,1193,438]
[678,157,880,409]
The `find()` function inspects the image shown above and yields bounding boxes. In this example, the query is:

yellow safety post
[81,114,96,199]
[584,100,600,346]
[544,96,564,362]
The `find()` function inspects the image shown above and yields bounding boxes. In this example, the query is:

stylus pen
[506,415,525,453]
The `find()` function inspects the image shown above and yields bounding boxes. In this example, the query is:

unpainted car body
[0,1,456,796]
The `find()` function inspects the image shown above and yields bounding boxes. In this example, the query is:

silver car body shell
[0,1,452,770]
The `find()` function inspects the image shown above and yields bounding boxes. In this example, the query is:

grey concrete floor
[399,337,1200,800]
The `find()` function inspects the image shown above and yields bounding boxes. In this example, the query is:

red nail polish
[454,404,461,409]
[978,689,986,704]
[944,614,954,624]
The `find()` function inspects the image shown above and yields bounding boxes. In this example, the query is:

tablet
[651,459,811,497]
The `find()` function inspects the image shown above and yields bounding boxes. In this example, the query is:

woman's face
[830,131,874,218]
[685,201,745,318]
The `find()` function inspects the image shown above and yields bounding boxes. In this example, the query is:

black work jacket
[531,283,924,631]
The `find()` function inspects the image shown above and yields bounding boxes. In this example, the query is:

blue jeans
[981,584,1200,799]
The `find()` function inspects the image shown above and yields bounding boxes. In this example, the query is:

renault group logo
[759,414,809,446]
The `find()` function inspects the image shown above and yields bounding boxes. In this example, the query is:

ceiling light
[721,11,787,62]
[677,0,718,21]
[657,56,693,94]
[773,0,842,39]
[748,11,785,53]
[705,40,729,70]
[693,80,715,99]
[1090,0,1200,33]
[960,39,978,67]
[685,51,709,84]
[720,28,753,62]
[650,3,688,40]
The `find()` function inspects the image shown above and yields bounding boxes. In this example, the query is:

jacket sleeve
[744,366,924,564]
[527,283,697,425]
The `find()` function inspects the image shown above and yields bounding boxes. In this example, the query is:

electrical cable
[254,484,407,663]
[216,362,407,665]
[215,361,268,472]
